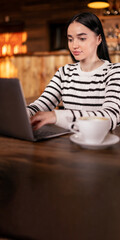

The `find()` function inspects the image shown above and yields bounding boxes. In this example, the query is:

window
[49,23,67,51]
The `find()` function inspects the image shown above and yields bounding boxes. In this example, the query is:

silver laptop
[0,78,70,141]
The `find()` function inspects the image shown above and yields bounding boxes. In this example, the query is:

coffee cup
[69,116,111,144]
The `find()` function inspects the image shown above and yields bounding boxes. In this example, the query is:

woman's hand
[30,111,57,130]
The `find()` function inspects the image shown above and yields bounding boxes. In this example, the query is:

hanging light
[0,16,27,57]
[87,0,110,9]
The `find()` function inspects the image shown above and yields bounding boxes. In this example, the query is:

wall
[0,0,120,52]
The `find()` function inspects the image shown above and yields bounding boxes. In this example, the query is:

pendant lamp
[87,0,110,9]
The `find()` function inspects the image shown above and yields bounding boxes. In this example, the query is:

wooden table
[0,127,120,240]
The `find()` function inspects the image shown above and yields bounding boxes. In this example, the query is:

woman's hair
[66,12,111,62]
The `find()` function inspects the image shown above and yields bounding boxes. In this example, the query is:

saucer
[70,133,120,149]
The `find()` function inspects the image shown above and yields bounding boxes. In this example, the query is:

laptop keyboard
[33,124,70,140]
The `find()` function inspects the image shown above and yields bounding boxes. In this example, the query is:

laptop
[0,78,70,141]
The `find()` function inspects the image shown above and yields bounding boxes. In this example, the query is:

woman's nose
[73,39,79,49]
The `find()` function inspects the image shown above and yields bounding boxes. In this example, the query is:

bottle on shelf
[103,8,111,16]
[110,0,119,15]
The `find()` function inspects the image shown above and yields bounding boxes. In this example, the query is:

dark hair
[67,12,111,62]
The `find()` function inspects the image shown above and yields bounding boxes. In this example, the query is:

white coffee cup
[69,116,111,144]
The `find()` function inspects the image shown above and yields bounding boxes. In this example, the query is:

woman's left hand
[30,111,57,130]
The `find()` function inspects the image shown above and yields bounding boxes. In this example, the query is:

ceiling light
[87,0,110,9]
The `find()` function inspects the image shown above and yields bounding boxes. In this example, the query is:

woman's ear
[97,34,102,46]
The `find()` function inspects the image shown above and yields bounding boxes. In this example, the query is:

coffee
[69,116,111,144]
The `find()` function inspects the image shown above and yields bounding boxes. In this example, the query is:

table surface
[0,127,120,240]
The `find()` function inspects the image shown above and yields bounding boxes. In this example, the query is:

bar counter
[0,51,72,99]
[0,125,120,240]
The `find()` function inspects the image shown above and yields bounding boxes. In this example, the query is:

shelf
[99,15,120,20]
[109,50,120,55]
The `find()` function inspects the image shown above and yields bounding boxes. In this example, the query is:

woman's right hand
[30,111,57,130]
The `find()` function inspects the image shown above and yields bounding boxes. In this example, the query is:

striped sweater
[27,60,120,130]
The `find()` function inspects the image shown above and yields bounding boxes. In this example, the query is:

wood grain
[0,129,120,240]
[0,52,73,98]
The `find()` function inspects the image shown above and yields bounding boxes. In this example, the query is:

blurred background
[0,0,120,98]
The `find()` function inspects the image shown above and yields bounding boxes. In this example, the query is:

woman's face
[67,21,101,62]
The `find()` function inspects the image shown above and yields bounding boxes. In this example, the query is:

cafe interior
[0,0,120,240]
[0,0,120,98]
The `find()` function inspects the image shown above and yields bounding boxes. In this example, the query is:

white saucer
[70,133,120,149]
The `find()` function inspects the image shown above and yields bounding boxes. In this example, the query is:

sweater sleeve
[55,65,120,130]
[27,63,120,131]
[27,69,62,115]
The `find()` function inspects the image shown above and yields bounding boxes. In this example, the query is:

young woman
[27,12,120,131]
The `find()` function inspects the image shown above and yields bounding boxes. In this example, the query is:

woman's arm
[55,66,120,130]
[27,69,62,116]
[28,63,120,131]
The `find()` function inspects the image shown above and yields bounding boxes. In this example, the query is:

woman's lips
[73,51,81,55]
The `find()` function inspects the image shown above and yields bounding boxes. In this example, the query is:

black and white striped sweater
[27,60,120,130]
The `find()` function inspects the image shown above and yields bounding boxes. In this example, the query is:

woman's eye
[68,38,73,42]
[79,38,86,41]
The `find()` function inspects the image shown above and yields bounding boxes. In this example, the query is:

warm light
[0,57,17,78]
[2,45,8,55]
[14,45,19,54]
[21,45,27,54]
[0,32,27,57]
[22,32,27,42]
[87,0,110,9]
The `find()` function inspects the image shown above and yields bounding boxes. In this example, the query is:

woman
[27,12,120,131]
